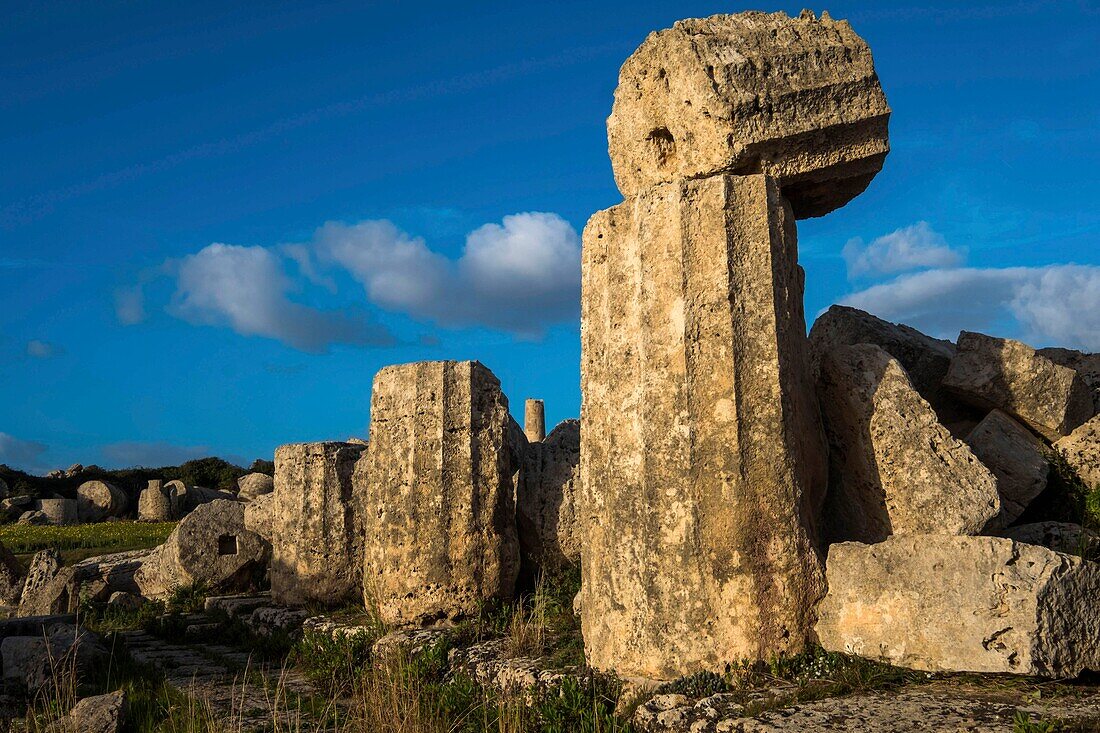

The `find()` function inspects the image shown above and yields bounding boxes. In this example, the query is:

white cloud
[25,340,61,359]
[843,221,964,279]
[840,264,1100,351]
[0,432,49,473]
[313,212,581,335]
[114,285,146,325]
[168,243,394,352]
[99,441,211,468]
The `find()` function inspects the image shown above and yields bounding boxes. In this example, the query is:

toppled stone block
[999,522,1100,556]
[0,542,25,607]
[245,606,309,638]
[237,473,274,501]
[607,11,890,216]
[46,689,127,733]
[18,549,62,616]
[580,174,827,678]
[818,344,999,544]
[138,480,177,522]
[816,535,1100,676]
[135,500,269,598]
[76,480,128,522]
[447,638,583,697]
[363,360,523,627]
[517,419,581,575]
[1055,415,1100,489]
[943,331,1093,441]
[1,623,106,695]
[271,441,366,607]
[243,492,273,541]
[17,510,48,526]
[72,549,153,598]
[204,593,271,617]
[35,498,78,526]
[1039,347,1100,417]
[965,410,1049,529]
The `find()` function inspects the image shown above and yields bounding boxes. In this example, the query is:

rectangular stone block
[578,173,827,679]
[363,360,522,627]
[270,441,366,607]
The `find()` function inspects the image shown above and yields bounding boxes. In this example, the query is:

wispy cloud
[0,432,49,474]
[99,441,211,468]
[25,339,62,359]
[842,221,964,279]
[114,285,146,325]
[168,243,395,353]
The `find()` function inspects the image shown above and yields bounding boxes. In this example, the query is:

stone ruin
[4,13,1100,726]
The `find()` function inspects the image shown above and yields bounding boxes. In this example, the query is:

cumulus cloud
[25,340,61,359]
[0,432,49,473]
[313,212,581,335]
[840,264,1100,351]
[843,221,964,279]
[99,441,211,468]
[168,243,394,352]
[114,285,146,325]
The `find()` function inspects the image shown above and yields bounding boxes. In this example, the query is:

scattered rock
[998,522,1099,556]
[135,500,269,599]
[1,495,33,522]
[245,606,309,637]
[943,331,1093,441]
[236,473,274,501]
[107,592,145,611]
[605,11,890,217]
[0,478,8,500]
[363,360,524,627]
[72,549,153,598]
[1055,414,1100,489]
[270,441,366,607]
[18,549,62,615]
[371,628,451,661]
[35,498,78,526]
[0,542,25,607]
[204,593,271,618]
[1,623,106,695]
[47,689,127,733]
[816,535,1100,676]
[517,419,581,575]
[818,344,999,544]
[17,510,48,526]
[76,480,128,522]
[964,410,1049,529]
[138,480,177,522]
[447,638,582,697]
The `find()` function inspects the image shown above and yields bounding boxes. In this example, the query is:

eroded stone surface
[36,498,78,526]
[236,473,274,501]
[1039,347,1100,417]
[138,480,177,522]
[517,419,581,574]
[818,344,999,544]
[943,332,1093,441]
[999,522,1099,556]
[76,480,128,522]
[0,542,25,607]
[607,11,890,216]
[580,174,827,678]
[363,360,523,627]
[965,410,1049,529]
[271,441,366,607]
[816,535,1100,676]
[1055,414,1100,489]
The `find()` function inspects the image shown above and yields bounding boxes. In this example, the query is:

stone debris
[271,441,366,607]
[1,623,106,695]
[371,628,452,661]
[204,592,272,617]
[135,500,269,599]
[943,331,1093,441]
[18,549,63,617]
[818,344,999,544]
[816,535,1100,676]
[76,480,128,522]
[517,418,581,575]
[447,638,583,698]
[46,689,127,733]
[363,360,523,627]
[606,11,890,217]
[0,542,26,607]
[964,409,1049,529]
[236,472,274,501]
[1055,414,1100,489]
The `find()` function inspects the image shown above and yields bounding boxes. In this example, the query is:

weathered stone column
[363,360,524,627]
[524,399,546,443]
[579,10,890,679]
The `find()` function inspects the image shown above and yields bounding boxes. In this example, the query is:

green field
[0,521,176,565]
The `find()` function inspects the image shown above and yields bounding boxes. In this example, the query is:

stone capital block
[271,442,367,607]
[363,360,523,627]
[579,173,827,679]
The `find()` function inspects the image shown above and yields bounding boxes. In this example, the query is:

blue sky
[2,0,1098,474]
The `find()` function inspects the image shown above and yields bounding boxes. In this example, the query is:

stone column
[524,399,546,443]
[580,173,828,679]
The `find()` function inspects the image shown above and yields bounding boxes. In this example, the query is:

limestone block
[607,11,890,217]
[271,441,366,607]
[524,399,546,443]
[818,343,999,544]
[237,473,274,501]
[517,419,581,575]
[19,549,61,613]
[163,480,188,516]
[943,331,1093,441]
[965,410,1049,529]
[135,500,269,598]
[1055,415,1100,489]
[47,689,127,733]
[816,535,1100,677]
[808,305,974,428]
[0,542,25,607]
[1039,347,1100,417]
[138,480,177,522]
[35,498,78,526]
[76,480,128,522]
[579,173,827,679]
[243,492,274,541]
[363,360,523,627]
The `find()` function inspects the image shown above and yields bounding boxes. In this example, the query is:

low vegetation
[0,520,176,564]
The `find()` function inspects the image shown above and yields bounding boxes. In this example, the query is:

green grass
[0,521,175,565]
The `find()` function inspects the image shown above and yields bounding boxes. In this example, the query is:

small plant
[1014,710,1067,732]
[293,628,377,694]
[655,670,730,698]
